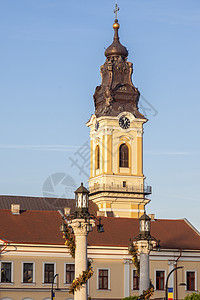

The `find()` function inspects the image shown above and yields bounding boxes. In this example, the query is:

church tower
[87,13,151,218]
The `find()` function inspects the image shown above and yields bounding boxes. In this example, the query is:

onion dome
[105,19,128,58]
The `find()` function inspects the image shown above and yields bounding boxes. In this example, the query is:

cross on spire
[114,3,119,20]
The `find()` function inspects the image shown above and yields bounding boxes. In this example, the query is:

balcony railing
[89,184,152,195]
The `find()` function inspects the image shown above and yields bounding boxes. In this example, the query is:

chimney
[97,211,106,217]
[149,214,155,221]
[64,207,71,216]
[11,204,20,215]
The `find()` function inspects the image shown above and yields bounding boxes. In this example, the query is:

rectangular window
[156,271,165,290]
[44,263,54,283]
[133,270,139,290]
[66,264,75,284]
[98,269,108,290]
[1,262,12,283]
[123,181,126,187]
[187,271,195,291]
[23,263,33,283]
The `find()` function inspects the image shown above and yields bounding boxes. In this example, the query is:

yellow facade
[0,243,74,300]
[87,112,150,218]
[1,241,200,300]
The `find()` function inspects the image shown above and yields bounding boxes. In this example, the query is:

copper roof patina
[93,17,145,119]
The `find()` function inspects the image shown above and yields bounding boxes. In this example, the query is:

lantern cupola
[74,183,89,218]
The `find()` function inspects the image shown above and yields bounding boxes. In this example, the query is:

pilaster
[105,128,113,174]
[123,259,132,297]
[137,129,143,176]
[168,260,176,295]
[90,138,94,178]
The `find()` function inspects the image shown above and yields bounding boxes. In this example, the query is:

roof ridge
[108,217,187,220]
[155,218,185,221]
[0,194,74,200]
[23,210,60,213]
[0,209,61,213]
[183,218,200,236]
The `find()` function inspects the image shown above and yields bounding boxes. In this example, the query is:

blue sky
[0,0,200,229]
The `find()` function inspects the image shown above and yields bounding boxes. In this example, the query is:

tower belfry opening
[86,10,151,218]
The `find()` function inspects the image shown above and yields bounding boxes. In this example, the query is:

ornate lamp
[60,182,104,233]
[74,182,89,218]
[129,212,160,296]
[139,212,151,240]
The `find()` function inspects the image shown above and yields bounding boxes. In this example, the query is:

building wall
[1,244,200,300]
[0,244,74,300]
[87,113,150,218]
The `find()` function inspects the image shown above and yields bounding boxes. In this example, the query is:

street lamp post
[51,273,58,300]
[61,183,104,300]
[138,213,155,295]
[165,266,183,300]
[70,183,94,300]
[130,212,160,297]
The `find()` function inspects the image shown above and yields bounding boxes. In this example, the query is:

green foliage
[62,222,76,258]
[128,243,140,276]
[184,293,200,300]
[121,297,138,300]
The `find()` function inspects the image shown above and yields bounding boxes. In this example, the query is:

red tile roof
[88,217,200,250]
[0,210,200,250]
[0,209,64,245]
[0,195,98,215]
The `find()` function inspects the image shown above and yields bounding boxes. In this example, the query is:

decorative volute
[93,17,144,119]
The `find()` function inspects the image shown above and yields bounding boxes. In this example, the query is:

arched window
[119,143,129,168]
[95,145,100,170]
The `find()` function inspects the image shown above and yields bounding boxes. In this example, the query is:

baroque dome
[104,19,128,58]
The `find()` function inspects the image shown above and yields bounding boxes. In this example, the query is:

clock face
[119,116,130,129]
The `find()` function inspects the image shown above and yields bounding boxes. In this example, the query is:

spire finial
[104,1,128,58]
[113,2,120,38]
[114,2,119,20]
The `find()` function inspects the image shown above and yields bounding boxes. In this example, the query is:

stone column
[137,240,150,296]
[123,259,131,298]
[70,219,95,300]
